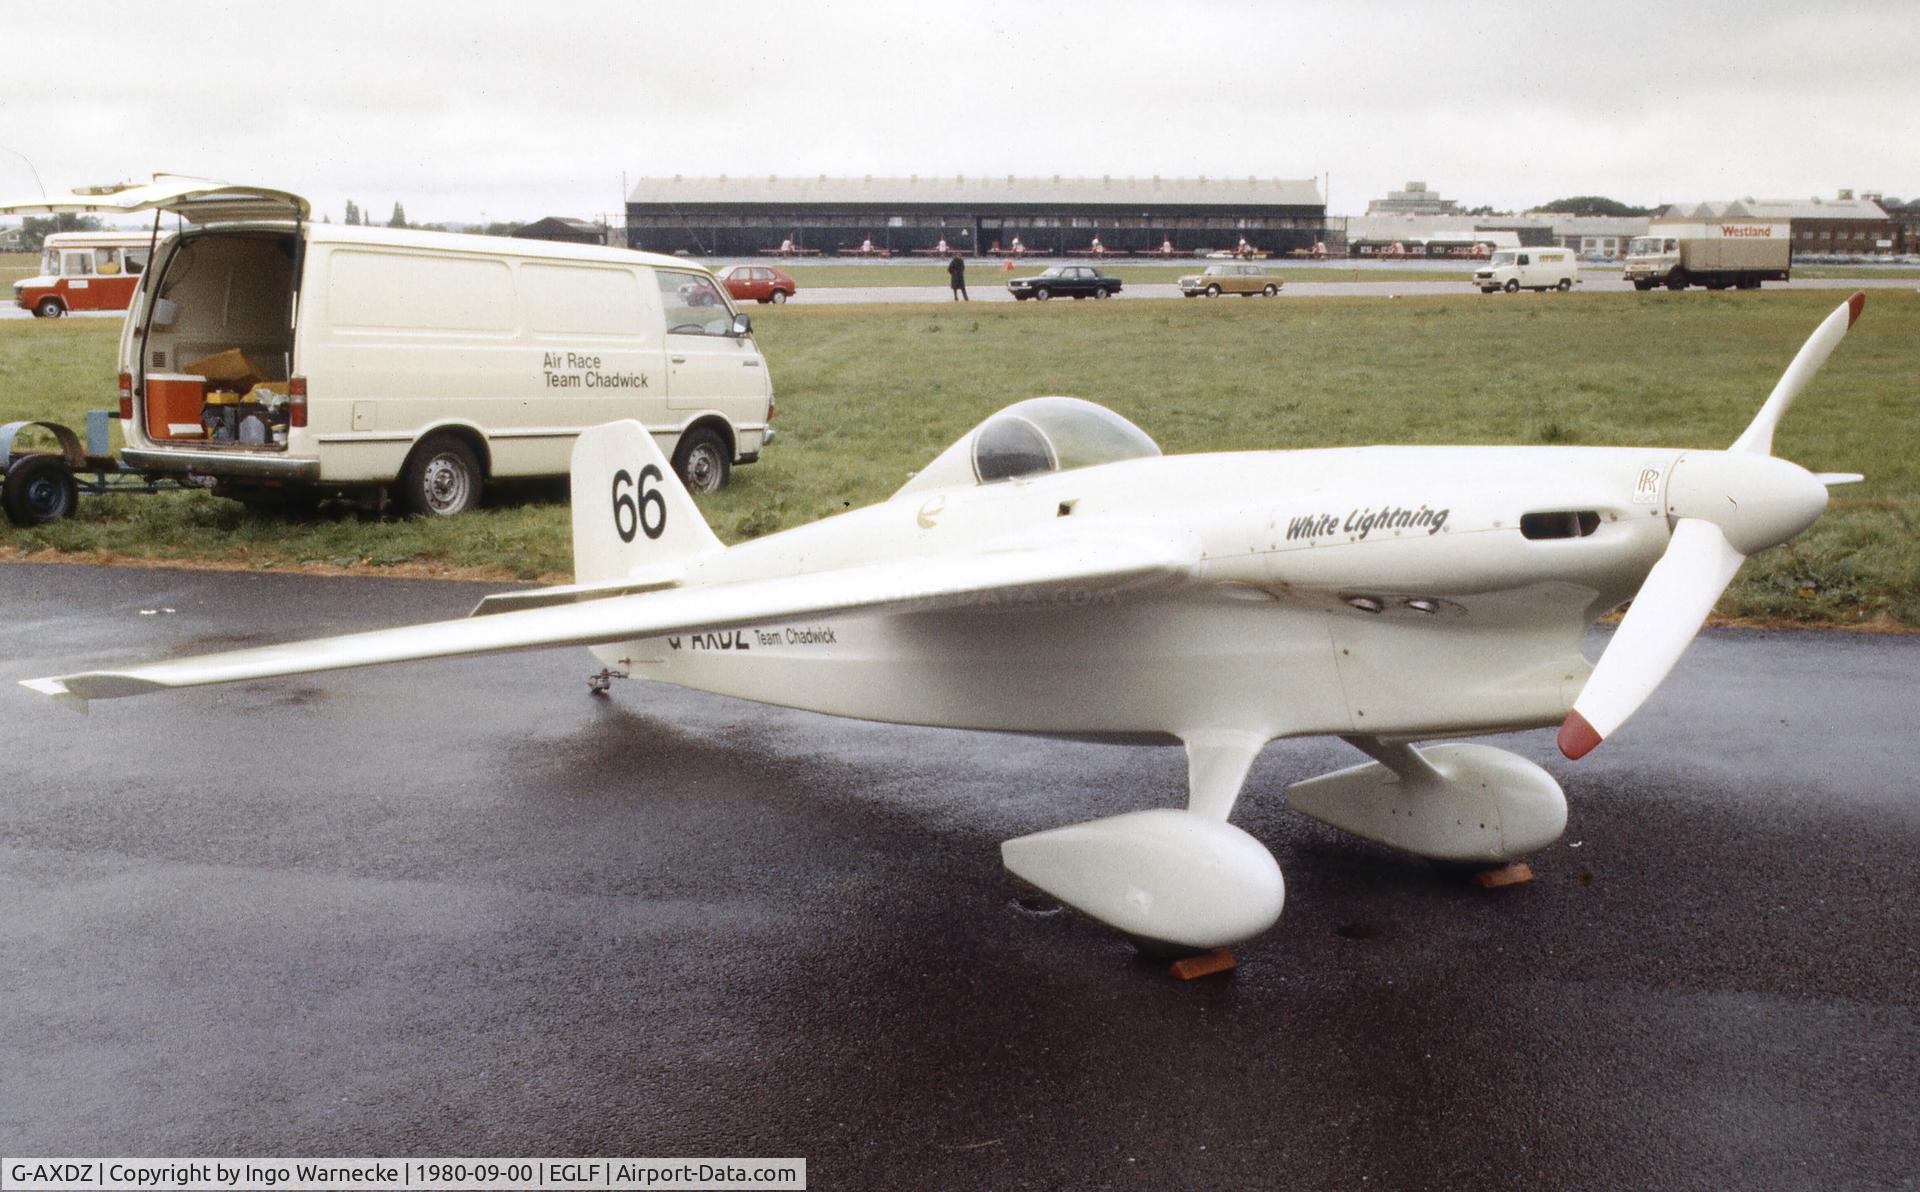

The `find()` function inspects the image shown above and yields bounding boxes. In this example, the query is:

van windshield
[39,249,59,276]
[1489,251,1517,266]
[658,271,736,335]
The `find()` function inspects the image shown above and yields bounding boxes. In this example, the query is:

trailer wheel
[1504,279,1520,293]
[34,297,64,319]
[3,454,78,526]
[399,434,482,516]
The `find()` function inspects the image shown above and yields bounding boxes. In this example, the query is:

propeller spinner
[1559,292,1866,760]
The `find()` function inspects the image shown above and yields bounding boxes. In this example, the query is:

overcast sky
[6,0,1915,226]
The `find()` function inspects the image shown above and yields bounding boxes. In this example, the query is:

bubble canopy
[897,398,1161,496]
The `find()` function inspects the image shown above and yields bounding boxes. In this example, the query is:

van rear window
[328,250,514,333]
[521,264,645,337]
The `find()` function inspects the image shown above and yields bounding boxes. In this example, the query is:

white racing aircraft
[24,294,1868,953]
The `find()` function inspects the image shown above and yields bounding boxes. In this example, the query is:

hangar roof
[1669,198,1891,222]
[627,174,1324,209]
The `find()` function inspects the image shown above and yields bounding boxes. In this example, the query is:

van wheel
[400,434,482,516]
[673,427,730,493]
[1504,279,1520,293]
[34,298,63,319]
[1557,278,1573,292]
[3,455,79,525]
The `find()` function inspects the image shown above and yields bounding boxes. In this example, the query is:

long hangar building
[624,175,1331,256]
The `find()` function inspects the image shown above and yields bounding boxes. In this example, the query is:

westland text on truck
[1623,204,1791,291]
[0,176,776,514]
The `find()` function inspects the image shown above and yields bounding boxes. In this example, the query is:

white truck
[0,177,776,514]
[1623,218,1791,291]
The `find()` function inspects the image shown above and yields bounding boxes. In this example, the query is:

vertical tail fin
[571,421,723,585]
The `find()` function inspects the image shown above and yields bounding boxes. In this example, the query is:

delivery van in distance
[1472,247,1579,293]
[3,177,774,513]
[14,231,157,317]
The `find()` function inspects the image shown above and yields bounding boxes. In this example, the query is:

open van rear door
[0,175,307,224]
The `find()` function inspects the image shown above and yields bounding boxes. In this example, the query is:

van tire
[3,455,78,525]
[1504,279,1520,293]
[1557,278,1573,291]
[673,427,730,493]
[34,297,63,319]
[399,434,482,516]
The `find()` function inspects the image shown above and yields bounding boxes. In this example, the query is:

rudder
[571,421,723,585]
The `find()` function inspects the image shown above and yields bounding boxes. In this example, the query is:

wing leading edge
[22,529,1195,712]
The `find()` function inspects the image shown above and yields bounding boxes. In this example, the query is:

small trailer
[1,411,197,526]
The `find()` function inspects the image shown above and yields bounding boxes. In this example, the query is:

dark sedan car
[1007,266,1122,301]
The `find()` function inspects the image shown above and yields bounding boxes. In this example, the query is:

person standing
[948,253,969,301]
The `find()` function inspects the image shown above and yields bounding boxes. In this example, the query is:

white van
[1473,247,1579,294]
[4,177,774,512]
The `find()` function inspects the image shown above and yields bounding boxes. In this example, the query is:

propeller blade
[1730,291,1864,456]
[1558,518,1745,759]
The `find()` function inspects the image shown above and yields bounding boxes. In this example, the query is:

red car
[716,264,797,304]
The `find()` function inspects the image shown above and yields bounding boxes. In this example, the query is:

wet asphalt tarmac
[1,563,1914,1189]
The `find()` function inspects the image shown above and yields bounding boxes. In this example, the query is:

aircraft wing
[21,528,1194,712]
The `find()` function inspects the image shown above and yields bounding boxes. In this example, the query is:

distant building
[1341,214,1519,257]
[1366,181,1463,216]
[1531,215,1651,260]
[1882,200,1920,254]
[1665,195,1897,257]
[513,216,612,245]
[623,175,1331,257]
[0,225,25,252]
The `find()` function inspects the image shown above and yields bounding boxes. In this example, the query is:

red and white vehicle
[715,263,797,304]
[14,231,156,317]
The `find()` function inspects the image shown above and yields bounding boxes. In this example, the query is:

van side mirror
[730,312,752,337]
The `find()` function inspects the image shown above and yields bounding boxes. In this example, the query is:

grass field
[2,289,1914,625]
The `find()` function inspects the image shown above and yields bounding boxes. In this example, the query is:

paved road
[798,274,1920,304]
[4,270,1912,318]
[2,563,1914,1188]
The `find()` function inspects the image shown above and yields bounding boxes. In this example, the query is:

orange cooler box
[145,373,207,441]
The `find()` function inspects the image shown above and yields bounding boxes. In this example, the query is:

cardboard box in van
[1,176,775,513]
